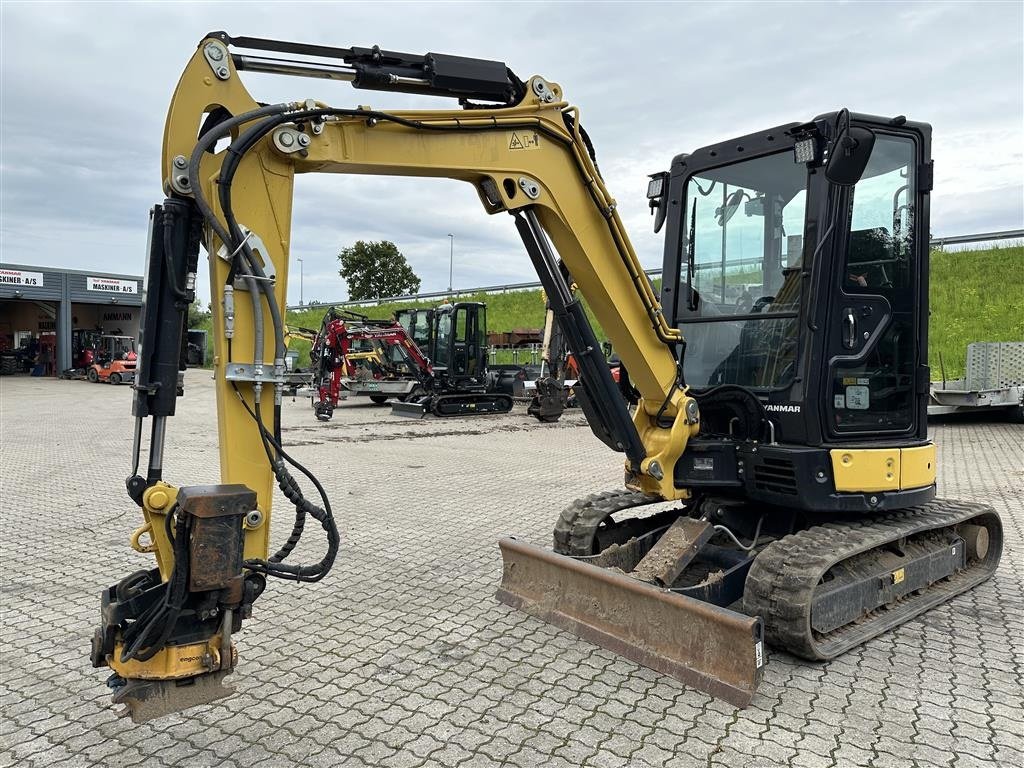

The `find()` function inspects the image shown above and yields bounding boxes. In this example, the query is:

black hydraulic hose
[186,104,290,367]
[208,98,322,576]
[249,401,338,582]
[231,382,336,577]
[120,509,190,662]
[187,102,293,249]
[230,382,304,564]
[214,114,306,364]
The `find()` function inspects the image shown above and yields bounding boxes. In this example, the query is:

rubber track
[431,393,513,416]
[553,489,663,556]
[743,498,1002,660]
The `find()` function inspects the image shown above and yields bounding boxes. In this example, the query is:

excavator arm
[92,32,708,721]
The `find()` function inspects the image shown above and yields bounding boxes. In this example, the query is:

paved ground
[1,372,1022,768]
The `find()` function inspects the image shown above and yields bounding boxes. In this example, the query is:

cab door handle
[842,308,857,349]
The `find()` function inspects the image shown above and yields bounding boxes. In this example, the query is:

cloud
[1,1,1021,308]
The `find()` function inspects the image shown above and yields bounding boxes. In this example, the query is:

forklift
[86,335,137,384]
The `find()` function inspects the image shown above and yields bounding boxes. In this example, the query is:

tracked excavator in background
[305,302,512,419]
[91,32,1003,721]
[391,301,514,417]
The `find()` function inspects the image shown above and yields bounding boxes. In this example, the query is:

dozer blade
[111,670,234,724]
[496,537,765,707]
[390,400,428,418]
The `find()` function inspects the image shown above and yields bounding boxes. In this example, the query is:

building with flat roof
[0,263,143,375]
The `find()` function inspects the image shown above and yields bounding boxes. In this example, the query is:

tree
[337,240,421,301]
[187,301,211,329]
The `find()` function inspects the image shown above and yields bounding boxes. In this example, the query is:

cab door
[449,303,485,379]
[824,127,931,441]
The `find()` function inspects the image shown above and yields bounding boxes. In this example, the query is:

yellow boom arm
[164,36,698,509]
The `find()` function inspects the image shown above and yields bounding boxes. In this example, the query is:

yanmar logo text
[765,404,801,413]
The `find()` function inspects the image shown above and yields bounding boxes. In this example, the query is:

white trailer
[929,341,1024,421]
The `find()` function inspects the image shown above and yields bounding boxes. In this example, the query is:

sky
[1,1,1022,307]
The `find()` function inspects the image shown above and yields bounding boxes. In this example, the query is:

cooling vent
[753,457,798,496]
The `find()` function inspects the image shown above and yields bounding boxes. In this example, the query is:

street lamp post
[297,258,304,305]
[447,233,454,293]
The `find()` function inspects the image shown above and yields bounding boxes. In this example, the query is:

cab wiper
[687,198,698,311]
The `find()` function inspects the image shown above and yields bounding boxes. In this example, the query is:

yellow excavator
[91,32,1002,721]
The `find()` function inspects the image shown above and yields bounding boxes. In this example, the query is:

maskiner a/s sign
[0,269,44,287]
[87,276,138,294]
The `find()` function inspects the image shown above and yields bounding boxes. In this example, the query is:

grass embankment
[196,244,1022,378]
[930,244,1023,379]
[281,290,594,368]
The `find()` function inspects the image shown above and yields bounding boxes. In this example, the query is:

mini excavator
[305,302,512,419]
[391,301,513,417]
[91,32,1002,721]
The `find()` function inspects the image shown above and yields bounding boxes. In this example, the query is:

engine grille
[753,457,798,496]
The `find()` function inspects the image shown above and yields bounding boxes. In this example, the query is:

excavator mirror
[825,125,876,186]
[716,189,746,226]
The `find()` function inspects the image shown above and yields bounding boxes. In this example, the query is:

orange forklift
[87,335,137,384]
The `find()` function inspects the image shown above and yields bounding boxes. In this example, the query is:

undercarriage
[498,489,1002,705]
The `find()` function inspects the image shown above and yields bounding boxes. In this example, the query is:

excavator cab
[396,308,433,352]
[652,112,935,512]
[432,302,488,383]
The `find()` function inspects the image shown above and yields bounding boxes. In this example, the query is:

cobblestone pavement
[1,373,1022,768]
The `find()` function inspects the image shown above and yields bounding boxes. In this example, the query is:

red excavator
[306,308,429,421]
[309,304,513,420]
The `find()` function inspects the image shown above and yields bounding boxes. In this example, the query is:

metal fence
[287,228,1023,311]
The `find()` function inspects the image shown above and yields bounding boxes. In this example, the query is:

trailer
[342,376,419,403]
[929,341,1024,420]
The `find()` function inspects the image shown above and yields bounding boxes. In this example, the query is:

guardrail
[288,228,1023,311]
[929,229,1023,247]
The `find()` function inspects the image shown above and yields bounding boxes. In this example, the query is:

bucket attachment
[111,670,234,724]
[496,537,765,707]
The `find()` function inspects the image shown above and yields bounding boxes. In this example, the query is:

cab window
[678,151,809,390]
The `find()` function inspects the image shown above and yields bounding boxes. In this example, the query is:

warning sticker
[834,394,846,409]
[846,385,870,410]
[509,131,540,151]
